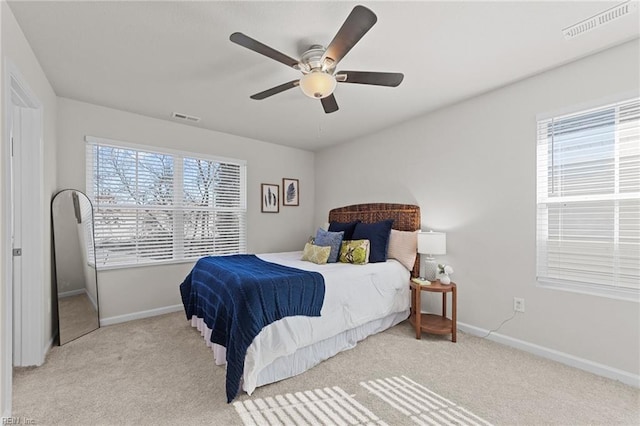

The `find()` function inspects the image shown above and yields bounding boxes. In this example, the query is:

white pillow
[387,229,418,271]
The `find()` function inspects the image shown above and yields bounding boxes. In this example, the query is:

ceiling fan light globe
[299,71,337,99]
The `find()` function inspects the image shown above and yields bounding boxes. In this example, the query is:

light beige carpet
[12,312,640,425]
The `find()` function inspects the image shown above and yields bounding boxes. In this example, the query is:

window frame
[85,135,247,270]
[535,94,639,302]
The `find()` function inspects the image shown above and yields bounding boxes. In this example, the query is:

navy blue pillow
[314,228,344,263]
[351,220,394,263]
[328,220,361,241]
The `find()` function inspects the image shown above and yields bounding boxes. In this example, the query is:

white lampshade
[299,71,337,99]
[417,231,446,255]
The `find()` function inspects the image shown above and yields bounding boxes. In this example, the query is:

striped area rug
[234,376,491,425]
[361,376,492,426]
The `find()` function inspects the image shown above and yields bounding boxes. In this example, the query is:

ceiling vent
[562,0,638,40]
[563,1,638,39]
[171,112,201,123]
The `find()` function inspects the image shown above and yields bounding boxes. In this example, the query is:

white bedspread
[190,251,410,395]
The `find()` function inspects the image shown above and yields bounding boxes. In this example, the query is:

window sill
[537,278,639,302]
[95,258,200,272]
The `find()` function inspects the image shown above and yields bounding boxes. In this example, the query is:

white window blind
[86,137,247,269]
[77,191,96,267]
[536,97,640,296]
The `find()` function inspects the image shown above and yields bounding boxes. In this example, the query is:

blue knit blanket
[179,254,325,402]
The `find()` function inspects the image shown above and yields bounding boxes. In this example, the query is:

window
[86,136,247,269]
[536,97,639,298]
[76,191,96,266]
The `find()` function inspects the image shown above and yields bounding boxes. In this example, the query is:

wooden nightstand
[409,279,457,342]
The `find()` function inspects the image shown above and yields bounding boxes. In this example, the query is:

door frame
[2,59,45,415]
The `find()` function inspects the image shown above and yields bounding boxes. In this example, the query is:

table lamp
[417,231,446,281]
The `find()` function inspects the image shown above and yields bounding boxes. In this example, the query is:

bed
[181,203,421,401]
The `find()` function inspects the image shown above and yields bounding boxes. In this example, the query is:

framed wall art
[282,178,299,206]
[261,183,279,213]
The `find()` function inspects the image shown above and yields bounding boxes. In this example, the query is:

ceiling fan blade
[323,6,377,67]
[321,94,339,114]
[230,32,299,69]
[250,80,300,100]
[335,71,404,87]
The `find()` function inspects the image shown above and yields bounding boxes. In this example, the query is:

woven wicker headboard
[328,203,421,277]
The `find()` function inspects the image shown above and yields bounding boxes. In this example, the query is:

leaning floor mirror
[52,189,100,345]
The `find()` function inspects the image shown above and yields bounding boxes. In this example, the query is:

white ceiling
[8,1,640,151]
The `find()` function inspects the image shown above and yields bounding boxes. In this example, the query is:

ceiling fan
[230,5,404,114]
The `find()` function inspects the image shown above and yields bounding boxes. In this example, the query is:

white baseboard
[58,288,85,299]
[41,335,55,363]
[458,322,640,388]
[100,304,183,327]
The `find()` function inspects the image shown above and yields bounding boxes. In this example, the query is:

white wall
[1,0,58,414]
[57,98,315,321]
[315,40,640,380]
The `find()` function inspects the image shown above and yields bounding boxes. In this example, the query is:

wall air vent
[171,112,201,123]
[563,1,638,39]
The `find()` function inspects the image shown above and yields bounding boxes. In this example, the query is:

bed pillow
[314,228,344,263]
[351,219,394,263]
[387,229,418,271]
[328,220,361,241]
[339,239,370,265]
[301,243,331,265]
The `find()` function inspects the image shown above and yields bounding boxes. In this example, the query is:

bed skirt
[189,309,409,395]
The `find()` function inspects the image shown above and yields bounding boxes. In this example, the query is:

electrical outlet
[513,297,525,313]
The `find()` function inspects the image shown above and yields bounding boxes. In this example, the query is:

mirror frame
[51,189,100,345]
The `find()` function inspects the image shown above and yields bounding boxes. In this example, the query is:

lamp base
[424,259,438,282]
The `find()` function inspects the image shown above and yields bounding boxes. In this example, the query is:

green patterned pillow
[339,239,370,265]
[301,242,331,264]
